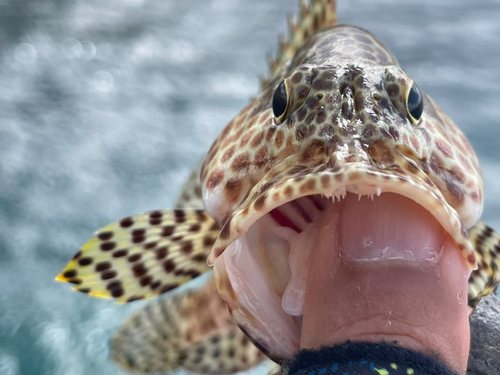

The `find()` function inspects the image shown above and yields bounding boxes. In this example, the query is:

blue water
[0,0,499,374]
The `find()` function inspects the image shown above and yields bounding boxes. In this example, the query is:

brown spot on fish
[369,140,394,164]
[100,242,116,251]
[160,284,178,294]
[161,225,175,237]
[97,231,113,241]
[321,175,330,188]
[297,107,307,122]
[163,260,176,273]
[221,146,236,163]
[63,270,77,279]
[231,154,251,171]
[387,83,399,97]
[254,147,269,168]
[119,217,134,228]
[174,210,186,223]
[95,262,111,272]
[188,224,201,232]
[203,236,216,248]
[251,131,265,148]
[112,250,128,258]
[207,170,224,189]
[240,130,254,147]
[275,129,284,148]
[296,124,309,141]
[291,71,303,84]
[430,152,443,172]
[156,247,168,260]
[254,195,267,210]
[101,270,117,280]
[300,179,316,193]
[299,140,326,164]
[181,242,194,255]
[132,235,146,244]
[128,254,142,263]
[196,210,208,222]
[132,263,147,278]
[107,281,124,298]
[219,220,231,240]
[78,257,93,266]
[348,172,362,181]
[224,179,243,203]
[132,229,145,237]
[149,216,162,225]
[144,242,157,250]
[192,254,206,262]
[436,139,453,157]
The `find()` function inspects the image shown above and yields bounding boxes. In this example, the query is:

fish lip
[208,163,476,270]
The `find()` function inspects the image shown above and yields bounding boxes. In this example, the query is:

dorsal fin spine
[261,0,337,91]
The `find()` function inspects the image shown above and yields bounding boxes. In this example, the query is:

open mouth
[209,165,475,361]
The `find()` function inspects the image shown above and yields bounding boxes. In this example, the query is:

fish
[56,0,500,373]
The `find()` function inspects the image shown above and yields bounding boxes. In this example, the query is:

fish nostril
[373,93,382,102]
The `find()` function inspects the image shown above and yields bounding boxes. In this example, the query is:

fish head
[199,25,483,361]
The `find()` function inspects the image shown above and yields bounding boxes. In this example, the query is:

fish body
[56,0,500,373]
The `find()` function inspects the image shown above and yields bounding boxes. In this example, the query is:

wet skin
[301,193,471,374]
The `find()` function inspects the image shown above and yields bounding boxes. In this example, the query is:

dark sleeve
[281,342,459,375]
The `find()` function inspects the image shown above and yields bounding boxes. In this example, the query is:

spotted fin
[111,279,266,374]
[56,209,219,303]
[468,221,500,307]
[261,0,337,90]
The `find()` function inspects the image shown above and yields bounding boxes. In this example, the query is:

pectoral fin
[111,279,266,374]
[261,0,337,90]
[468,221,500,307]
[56,209,219,303]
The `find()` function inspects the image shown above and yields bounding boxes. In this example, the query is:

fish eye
[406,82,424,123]
[272,80,289,124]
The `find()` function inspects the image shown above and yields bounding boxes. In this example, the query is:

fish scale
[55,0,500,374]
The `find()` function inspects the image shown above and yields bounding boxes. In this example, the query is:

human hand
[301,193,471,374]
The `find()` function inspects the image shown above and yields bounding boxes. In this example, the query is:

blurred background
[0,0,499,374]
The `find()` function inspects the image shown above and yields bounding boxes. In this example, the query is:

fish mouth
[209,163,475,361]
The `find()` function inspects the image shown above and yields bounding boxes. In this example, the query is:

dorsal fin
[260,0,337,91]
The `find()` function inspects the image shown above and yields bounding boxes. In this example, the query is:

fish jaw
[209,162,476,362]
[208,163,475,268]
